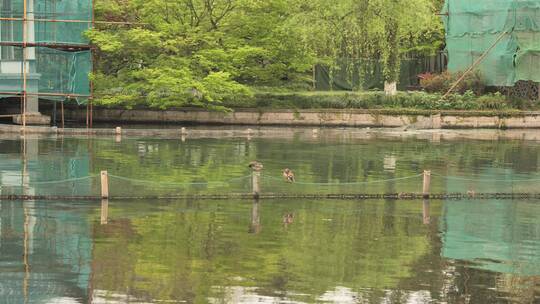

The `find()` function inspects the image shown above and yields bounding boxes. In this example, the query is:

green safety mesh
[442,0,540,87]
[0,0,92,103]
[315,54,446,91]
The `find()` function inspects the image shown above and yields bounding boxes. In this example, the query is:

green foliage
[474,92,508,110]
[224,91,529,111]
[91,0,444,109]
[90,0,315,109]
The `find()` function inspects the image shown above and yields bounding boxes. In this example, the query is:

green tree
[89,0,312,109]
[90,0,443,108]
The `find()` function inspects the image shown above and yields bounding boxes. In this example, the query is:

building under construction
[443,0,540,99]
[0,0,92,125]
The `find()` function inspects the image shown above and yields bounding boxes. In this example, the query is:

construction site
[0,0,93,126]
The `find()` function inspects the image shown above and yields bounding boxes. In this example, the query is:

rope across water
[261,173,424,185]
[6,170,540,201]
[16,172,540,187]
[430,172,540,182]
[108,174,252,186]
[28,175,99,185]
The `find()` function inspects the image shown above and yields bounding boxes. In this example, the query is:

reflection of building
[440,199,540,276]
[0,0,92,124]
[443,0,540,99]
[0,137,93,303]
[0,137,92,197]
[0,200,92,303]
[441,167,540,277]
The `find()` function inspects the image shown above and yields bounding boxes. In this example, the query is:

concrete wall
[61,107,540,129]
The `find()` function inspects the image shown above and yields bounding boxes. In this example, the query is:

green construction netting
[315,54,446,91]
[442,0,540,87]
[0,0,92,103]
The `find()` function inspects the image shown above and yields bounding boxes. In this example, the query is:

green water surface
[0,130,539,303]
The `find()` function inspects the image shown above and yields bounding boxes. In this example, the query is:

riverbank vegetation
[89,0,531,112]
[90,0,445,109]
[227,91,531,111]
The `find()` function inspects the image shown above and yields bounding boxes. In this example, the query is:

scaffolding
[0,0,94,127]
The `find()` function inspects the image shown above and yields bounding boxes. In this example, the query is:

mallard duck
[283,168,295,183]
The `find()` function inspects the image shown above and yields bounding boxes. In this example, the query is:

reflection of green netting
[441,199,540,276]
[442,0,540,86]
[0,0,92,103]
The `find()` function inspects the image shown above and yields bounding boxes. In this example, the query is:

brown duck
[283,168,295,183]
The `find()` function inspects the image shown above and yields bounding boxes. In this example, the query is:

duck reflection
[283,213,294,228]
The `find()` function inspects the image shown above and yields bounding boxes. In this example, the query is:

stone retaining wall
[59,108,540,129]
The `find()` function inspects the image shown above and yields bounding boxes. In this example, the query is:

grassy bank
[223,91,537,111]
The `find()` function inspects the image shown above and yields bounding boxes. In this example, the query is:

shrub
[222,90,524,111]
[474,92,509,110]
[419,72,451,93]
[420,71,485,95]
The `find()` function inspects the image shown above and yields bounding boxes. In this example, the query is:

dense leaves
[90,0,443,109]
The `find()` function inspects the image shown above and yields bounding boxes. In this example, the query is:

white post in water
[101,171,109,199]
[249,161,263,199]
[100,199,109,225]
[422,170,431,199]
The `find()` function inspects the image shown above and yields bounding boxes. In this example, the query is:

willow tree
[292,0,442,95]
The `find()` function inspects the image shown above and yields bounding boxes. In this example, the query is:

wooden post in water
[100,199,109,225]
[422,170,431,199]
[101,171,109,199]
[249,161,263,199]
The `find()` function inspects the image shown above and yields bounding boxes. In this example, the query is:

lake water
[0,128,539,303]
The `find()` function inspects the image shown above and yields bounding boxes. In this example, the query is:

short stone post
[248,161,263,199]
[422,170,431,199]
[101,170,109,199]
